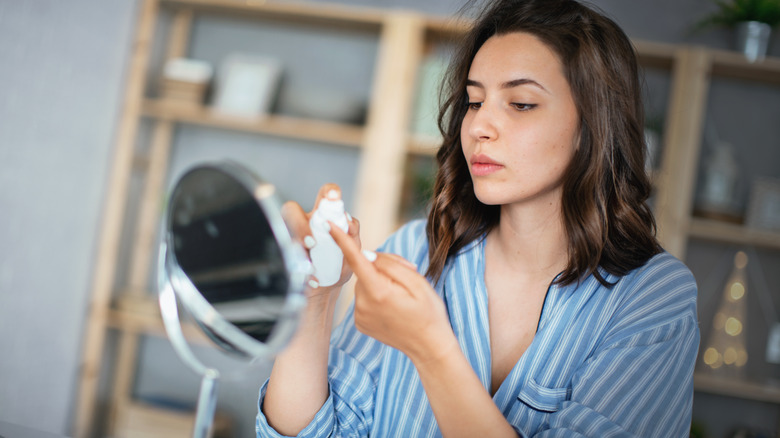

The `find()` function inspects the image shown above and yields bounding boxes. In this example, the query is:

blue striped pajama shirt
[256,219,699,437]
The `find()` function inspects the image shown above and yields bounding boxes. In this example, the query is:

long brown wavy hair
[425,0,661,286]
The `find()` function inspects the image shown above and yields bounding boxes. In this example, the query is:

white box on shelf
[164,57,213,84]
[212,54,282,117]
[767,323,780,364]
[161,58,213,104]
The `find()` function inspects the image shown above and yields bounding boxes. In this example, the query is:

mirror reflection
[166,164,298,350]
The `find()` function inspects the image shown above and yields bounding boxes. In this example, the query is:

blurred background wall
[0,0,137,433]
[0,0,778,437]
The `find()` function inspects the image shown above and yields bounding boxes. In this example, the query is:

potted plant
[696,0,780,61]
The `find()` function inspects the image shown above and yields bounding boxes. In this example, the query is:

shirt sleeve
[255,302,387,438]
[255,221,428,437]
[535,257,700,438]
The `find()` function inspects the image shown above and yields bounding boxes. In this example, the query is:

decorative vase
[735,21,772,62]
[697,140,741,219]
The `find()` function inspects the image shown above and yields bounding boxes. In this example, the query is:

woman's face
[461,32,580,208]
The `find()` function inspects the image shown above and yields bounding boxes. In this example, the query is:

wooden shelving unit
[73,1,435,436]
[651,42,780,431]
[73,0,780,436]
[653,45,780,260]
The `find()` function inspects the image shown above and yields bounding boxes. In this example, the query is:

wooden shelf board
[161,0,384,30]
[710,49,780,85]
[407,134,441,157]
[694,373,780,404]
[108,293,211,345]
[114,400,233,438]
[113,401,195,438]
[688,217,780,250]
[141,99,365,148]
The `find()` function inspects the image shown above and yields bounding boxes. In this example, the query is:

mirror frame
[159,160,309,363]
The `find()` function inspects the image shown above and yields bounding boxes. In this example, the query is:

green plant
[697,0,780,29]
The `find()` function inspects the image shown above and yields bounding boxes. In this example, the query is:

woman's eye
[467,102,482,110]
[511,103,537,111]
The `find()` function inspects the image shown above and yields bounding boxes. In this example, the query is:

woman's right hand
[266,183,358,436]
[281,183,361,301]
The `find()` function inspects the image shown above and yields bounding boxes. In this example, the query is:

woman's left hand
[329,225,458,364]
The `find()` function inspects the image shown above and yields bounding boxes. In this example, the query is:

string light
[729,282,745,301]
[725,317,743,336]
[699,251,749,376]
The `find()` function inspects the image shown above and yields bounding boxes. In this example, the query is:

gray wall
[0,0,778,436]
[0,0,136,434]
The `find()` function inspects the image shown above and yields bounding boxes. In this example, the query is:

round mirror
[158,161,309,438]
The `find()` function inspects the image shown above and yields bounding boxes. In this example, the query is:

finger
[380,253,418,271]
[281,201,311,243]
[372,254,426,295]
[329,222,381,284]
[347,215,360,238]
[346,216,361,251]
[313,183,342,210]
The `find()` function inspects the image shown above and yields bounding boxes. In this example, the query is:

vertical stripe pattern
[257,219,699,437]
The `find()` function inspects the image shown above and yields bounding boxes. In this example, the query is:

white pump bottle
[308,191,349,287]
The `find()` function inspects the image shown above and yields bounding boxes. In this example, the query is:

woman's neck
[487,196,568,280]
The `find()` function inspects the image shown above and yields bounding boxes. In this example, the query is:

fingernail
[346,212,353,223]
[303,235,316,249]
[327,189,340,200]
[308,279,319,289]
[362,250,377,262]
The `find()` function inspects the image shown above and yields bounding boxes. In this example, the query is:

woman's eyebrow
[466,78,549,94]
[502,78,549,93]
[465,79,483,88]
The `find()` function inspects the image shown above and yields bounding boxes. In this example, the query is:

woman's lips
[470,154,504,176]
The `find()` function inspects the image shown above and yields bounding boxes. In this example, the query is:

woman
[258,0,699,436]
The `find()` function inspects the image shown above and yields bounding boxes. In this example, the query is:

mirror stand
[193,370,219,438]
[159,242,222,438]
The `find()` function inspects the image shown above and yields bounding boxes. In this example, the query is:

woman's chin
[472,189,506,206]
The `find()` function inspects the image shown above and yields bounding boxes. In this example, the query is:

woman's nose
[467,104,498,142]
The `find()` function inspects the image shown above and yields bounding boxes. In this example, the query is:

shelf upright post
[108,8,195,437]
[353,12,426,253]
[654,48,712,260]
[72,0,161,436]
